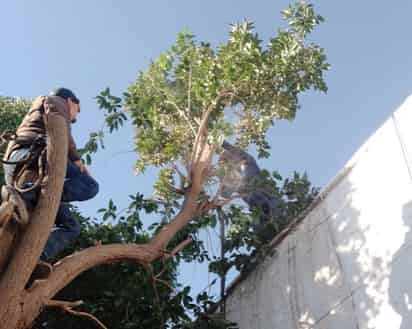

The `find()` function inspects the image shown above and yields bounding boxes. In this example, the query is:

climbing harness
[0,131,47,194]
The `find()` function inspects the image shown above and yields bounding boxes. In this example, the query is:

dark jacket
[4,95,80,161]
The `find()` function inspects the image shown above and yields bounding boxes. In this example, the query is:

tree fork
[0,113,214,329]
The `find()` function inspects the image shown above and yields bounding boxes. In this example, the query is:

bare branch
[216,193,246,207]
[196,193,246,216]
[146,73,197,136]
[173,164,188,191]
[191,89,237,167]
[47,299,107,329]
[62,307,108,329]
[188,64,192,114]
[165,100,196,136]
[163,238,193,260]
[190,106,213,166]
[47,300,83,308]
[154,277,177,293]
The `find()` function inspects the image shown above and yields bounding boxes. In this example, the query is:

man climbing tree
[2,88,99,262]
[219,141,281,224]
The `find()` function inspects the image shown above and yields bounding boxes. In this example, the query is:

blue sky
[2,0,412,299]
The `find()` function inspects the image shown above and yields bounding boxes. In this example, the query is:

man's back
[5,96,80,163]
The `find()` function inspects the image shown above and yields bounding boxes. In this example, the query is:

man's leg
[40,203,80,261]
[61,160,99,202]
[39,161,98,260]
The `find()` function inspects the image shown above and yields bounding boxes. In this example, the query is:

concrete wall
[225,96,412,329]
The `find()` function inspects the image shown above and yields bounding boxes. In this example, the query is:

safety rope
[0,131,47,193]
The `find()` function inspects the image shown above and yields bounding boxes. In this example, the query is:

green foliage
[86,3,327,326]
[96,87,128,133]
[34,194,236,329]
[79,87,128,165]
[37,196,195,329]
[120,1,328,173]
[0,96,30,132]
[78,130,105,165]
[209,171,319,276]
[0,96,31,185]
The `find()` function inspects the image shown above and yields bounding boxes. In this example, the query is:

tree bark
[0,202,17,271]
[0,112,68,329]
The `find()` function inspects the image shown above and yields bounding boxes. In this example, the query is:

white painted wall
[225,96,412,329]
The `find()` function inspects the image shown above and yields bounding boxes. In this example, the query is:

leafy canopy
[122,2,328,173]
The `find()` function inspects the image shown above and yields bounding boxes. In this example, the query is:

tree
[0,2,328,328]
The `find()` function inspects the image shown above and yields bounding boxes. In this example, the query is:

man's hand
[74,160,91,176]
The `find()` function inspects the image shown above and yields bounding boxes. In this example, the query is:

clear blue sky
[2,0,412,299]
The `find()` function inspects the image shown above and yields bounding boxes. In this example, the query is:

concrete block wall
[225,96,412,329]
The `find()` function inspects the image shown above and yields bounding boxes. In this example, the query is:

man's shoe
[32,261,52,280]
[26,261,52,289]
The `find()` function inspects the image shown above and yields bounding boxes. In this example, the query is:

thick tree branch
[29,244,156,298]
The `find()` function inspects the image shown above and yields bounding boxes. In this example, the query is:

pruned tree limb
[62,307,108,329]
[48,298,106,329]
[47,299,83,309]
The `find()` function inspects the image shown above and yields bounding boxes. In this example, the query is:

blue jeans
[3,148,99,260]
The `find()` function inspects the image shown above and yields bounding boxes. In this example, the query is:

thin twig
[47,299,107,329]
[147,74,196,136]
[190,106,213,166]
[63,307,108,329]
[154,277,177,293]
[216,193,246,207]
[165,100,196,136]
[197,193,246,215]
[190,90,235,167]
[148,266,165,328]
[188,64,192,116]
[173,164,188,191]
[163,238,193,260]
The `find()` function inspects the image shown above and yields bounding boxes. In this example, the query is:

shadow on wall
[225,168,412,329]
[307,173,398,328]
[389,200,412,329]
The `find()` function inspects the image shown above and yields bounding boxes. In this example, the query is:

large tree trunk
[0,111,213,329]
[0,112,68,328]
